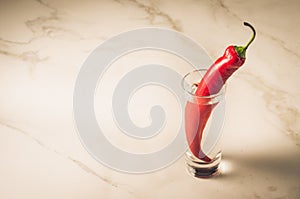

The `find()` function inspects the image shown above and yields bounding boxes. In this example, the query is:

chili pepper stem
[243,22,256,50]
[234,22,256,58]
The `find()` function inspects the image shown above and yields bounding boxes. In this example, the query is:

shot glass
[182,69,225,178]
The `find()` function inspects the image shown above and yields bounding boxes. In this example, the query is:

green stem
[234,22,256,58]
[243,22,256,50]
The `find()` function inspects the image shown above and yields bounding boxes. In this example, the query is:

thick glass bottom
[185,151,221,178]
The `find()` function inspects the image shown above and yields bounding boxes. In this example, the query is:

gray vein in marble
[0,0,86,65]
[0,1,105,46]
[259,31,300,59]
[35,0,56,11]
[24,11,81,40]
[0,49,48,65]
[238,72,300,147]
[126,0,182,31]
[216,0,241,21]
[253,192,261,199]
[25,12,59,36]
[0,0,58,65]
[0,121,55,152]
[268,185,278,192]
[0,2,126,68]
[113,0,124,5]
[68,157,118,188]
[0,121,121,189]
[0,37,36,45]
[24,0,76,41]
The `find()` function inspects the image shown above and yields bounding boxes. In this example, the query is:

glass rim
[181,69,226,99]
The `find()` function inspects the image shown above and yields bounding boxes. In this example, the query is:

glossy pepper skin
[185,22,256,162]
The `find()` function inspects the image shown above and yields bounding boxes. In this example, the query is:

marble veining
[239,71,300,147]
[0,121,120,189]
[125,0,182,31]
[0,0,299,198]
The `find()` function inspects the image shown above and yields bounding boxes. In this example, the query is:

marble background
[0,0,299,198]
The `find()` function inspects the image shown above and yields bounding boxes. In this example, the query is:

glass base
[185,151,221,178]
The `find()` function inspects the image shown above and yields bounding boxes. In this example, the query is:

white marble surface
[1,0,300,198]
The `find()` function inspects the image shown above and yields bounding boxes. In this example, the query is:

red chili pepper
[185,22,256,162]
